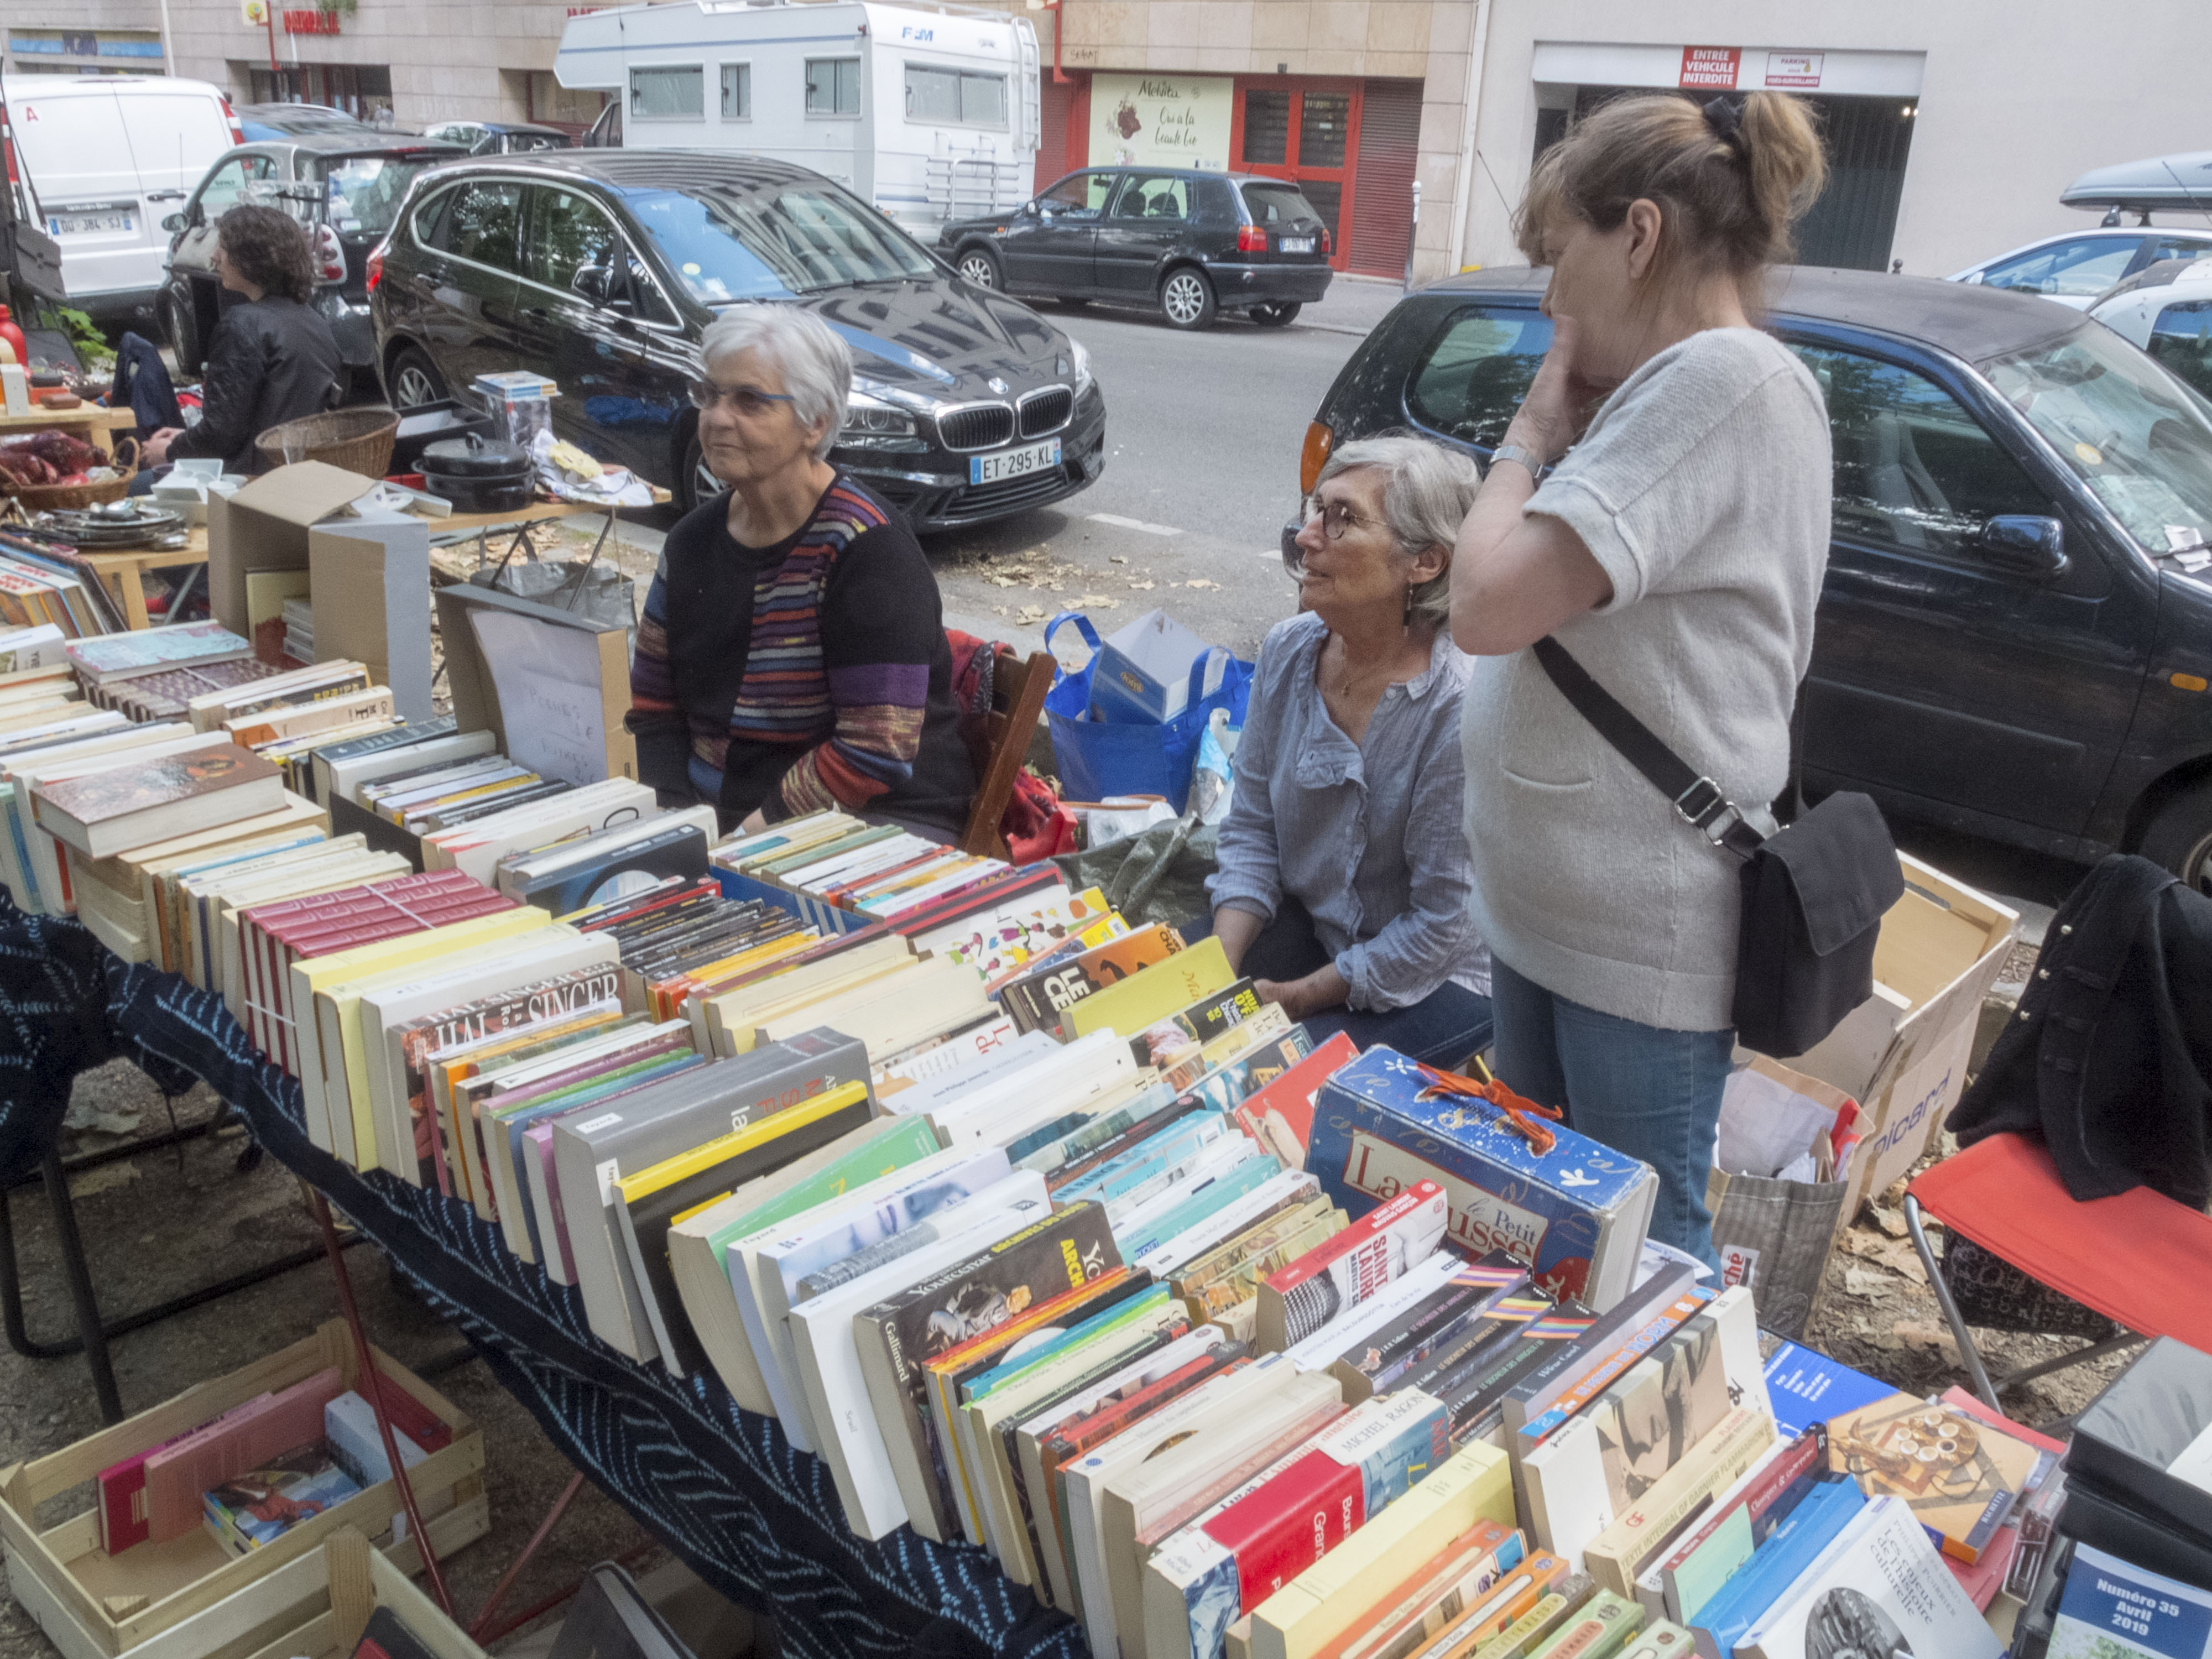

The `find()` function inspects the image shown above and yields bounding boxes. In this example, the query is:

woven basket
[254,406,400,478]
[2,436,139,510]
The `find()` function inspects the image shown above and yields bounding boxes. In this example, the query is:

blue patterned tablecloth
[0,899,1080,1659]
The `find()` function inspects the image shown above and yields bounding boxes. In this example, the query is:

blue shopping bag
[1043,612,1253,812]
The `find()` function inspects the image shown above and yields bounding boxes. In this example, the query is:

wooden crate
[0,1322,488,1659]
[234,1530,485,1659]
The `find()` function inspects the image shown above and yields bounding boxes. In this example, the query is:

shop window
[807,58,860,117]
[721,62,750,119]
[905,64,1004,127]
[1243,90,1290,165]
[2148,300,2212,404]
[1298,93,1349,168]
[1407,304,1554,450]
[1792,343,2052,562]
[630,65,702,120]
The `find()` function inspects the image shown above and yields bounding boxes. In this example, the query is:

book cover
[1734,1495,2001,1659]
[1758,1340,1894,1442]
[1230,1030,1358,1165]
[2049,1542,2212,1659]
[1306,1048,1657,1308]
[1825,1393,2046,1564]
[96,1391,274,1554]
[517,823,712,917]
[141,1365,345,1543]
[34,744,281,842]
[1333,1255,1528,1395]
[1580,1405,1776,1594]
[202,1440,362,1552]
[1256,1180,1448,1352]
[999,922,1184,1035]
[1186,1028,1318,1119]
[1066,934,1234,1043]
[1685,1477,1869,1658]
[65,622,252,684]
[1132,978,1265,1069]
[1501,1261,1699,1441]
[1648,1426,1829,1625]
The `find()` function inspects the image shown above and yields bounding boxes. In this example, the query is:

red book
[96,1390,274,1554]
[1259,1180,1449,1350]
[1233,1031,1359,1164]
[140,1365,343,1545]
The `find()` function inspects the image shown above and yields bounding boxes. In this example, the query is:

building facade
[6,0,2208,287]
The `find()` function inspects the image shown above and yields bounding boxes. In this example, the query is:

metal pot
[416,430,531,480]
[420,469,536,514]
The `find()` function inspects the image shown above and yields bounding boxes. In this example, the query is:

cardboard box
[0,1322,486,1659]
[308,521,432,726]
[1087,608,1229,725]
[206,464,376,639]
[1785,853,2019,1220]
[432,583,636,787]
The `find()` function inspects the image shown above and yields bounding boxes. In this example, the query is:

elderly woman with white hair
[1196,432,1493,1067]
[627,304,976,837]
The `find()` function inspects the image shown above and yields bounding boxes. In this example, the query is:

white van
[0,74,241,317]
[555,0,1039,240]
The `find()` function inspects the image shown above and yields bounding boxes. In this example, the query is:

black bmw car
[368,151,1107,525]
[939,166,1334,331]
[1303,266,2212,889]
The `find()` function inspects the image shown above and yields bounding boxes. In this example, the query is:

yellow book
[388,771,542,827]
[1581,1407,1775,1595]
[721,955,922,1056]
[648,929,817,1022]
[613,1079,872,1204]
[290,907,550,1166]
[697,933,914,1055]
[1246,1438,1514,1659]
[1066,934,1234,1041]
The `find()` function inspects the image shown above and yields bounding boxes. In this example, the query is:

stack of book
[283,596,314,666]
[0,525,114,637]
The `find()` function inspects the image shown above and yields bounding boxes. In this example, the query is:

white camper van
[555,0,1040,239]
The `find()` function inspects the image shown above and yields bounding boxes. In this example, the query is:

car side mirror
[1027,201,1046,218]
[1964,271,1985,285]
[573,263,614,305]
[162,213,186,234]
[1977,514,2068,578]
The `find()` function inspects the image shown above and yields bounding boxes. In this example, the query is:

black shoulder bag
[1532,637,1903,1058]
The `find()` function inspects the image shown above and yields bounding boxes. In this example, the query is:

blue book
[963,1284,1177,1402]
[1058,1113,1233,1203]
[2053,1542,2212,1658]
[1304,1046,1658,1306]
[1760,1340,1893,1440]
[1688,1475,1866,1656]
[1113,1155,1284,1260]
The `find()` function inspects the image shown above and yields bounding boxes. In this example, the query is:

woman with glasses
[626,304,975,837]
[1194,433,1493,1068]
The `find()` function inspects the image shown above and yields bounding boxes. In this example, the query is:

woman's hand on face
[1505,317,1604,465]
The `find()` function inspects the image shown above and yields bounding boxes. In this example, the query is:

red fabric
[943,630,1077,860]
[1912,1131,2212,1352]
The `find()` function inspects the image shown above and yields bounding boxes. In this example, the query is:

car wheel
[679,428,723,515]
[1251,301,1302,327]
[387,344,447,409]
[159,291,199,375]
[2139,781,2212,896]
[956,247,1002,290]
[1160,268,1216,331]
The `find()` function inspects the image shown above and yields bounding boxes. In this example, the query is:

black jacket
[168,296,341,474]
[1951,854,2212,1208]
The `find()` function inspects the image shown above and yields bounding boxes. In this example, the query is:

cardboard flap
[231,462,380,525]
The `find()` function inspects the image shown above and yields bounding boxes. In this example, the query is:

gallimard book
[1825,1392,2047,1565]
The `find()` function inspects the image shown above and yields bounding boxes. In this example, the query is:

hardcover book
[1305,1048,1658,1310]
[32,743,286,859]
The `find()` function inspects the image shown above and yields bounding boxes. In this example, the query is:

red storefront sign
[281,8,340,32]
[1678,46,1740,90]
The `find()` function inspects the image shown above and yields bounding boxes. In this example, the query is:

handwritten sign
[1088,73,1232,171]
[466,610,612,786]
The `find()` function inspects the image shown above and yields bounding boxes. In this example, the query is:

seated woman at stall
[142,205,341,477]
[1196,433,1493,1068]
[627,304,976,838]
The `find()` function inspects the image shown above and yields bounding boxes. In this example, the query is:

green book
[707,1114,943,1252]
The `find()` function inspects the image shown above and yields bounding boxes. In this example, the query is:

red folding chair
[1905,1131,2212,1411]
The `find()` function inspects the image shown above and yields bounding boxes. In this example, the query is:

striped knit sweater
[627,474,975,833]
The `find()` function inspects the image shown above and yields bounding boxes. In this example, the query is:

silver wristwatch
[1490,444,1549,481]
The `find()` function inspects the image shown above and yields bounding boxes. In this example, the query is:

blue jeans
[1183,901,1493,1071]
[1490,957,1733,1274]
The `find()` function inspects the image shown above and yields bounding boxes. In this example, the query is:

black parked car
[160,132,468,389]
[421,122,576,157]
[1305,267,2212,890]
[369,151,1107,525]
[939,166,1333,331]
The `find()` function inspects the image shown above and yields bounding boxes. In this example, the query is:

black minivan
[369,151,1107,525]
[940,167,1333,331]
[1304,267,2212,891]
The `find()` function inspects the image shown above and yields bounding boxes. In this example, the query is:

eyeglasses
[1301,495,1389,542]
[688,379,797,417]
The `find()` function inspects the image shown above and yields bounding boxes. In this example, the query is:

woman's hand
[143,427,183,466]
[1255,966,1348,1021]
[1503,317,1604,466]
[738,808,768,834]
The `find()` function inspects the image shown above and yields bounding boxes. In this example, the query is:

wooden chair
[959,647,1056,859]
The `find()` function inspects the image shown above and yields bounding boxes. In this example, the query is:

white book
[495,804,716,890]
[905,881,1074,958]
[724,1147,1014,1450]
[1284,1248,1464,1371]
[319,727,497,808]
[425,779,660,885]
[926,1031,1135,1146]
[1735,1495,2001,1659]
[784,1182,1052,1538]
[880,1027,1061,1113]
[1134,1170,1323,1278]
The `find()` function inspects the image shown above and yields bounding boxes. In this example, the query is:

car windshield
[313,153,450,235]
[613,180,937,300]
[1984,324,2212,554]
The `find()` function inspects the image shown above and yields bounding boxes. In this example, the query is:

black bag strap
[1531,636,1768,862]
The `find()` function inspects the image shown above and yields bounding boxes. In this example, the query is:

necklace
[1321,641,1397,701]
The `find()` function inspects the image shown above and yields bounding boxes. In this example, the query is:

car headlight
[1061,337,1093,396]
[840,389,920,446]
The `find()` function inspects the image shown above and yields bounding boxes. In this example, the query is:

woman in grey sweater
[1448,91,1834,1269]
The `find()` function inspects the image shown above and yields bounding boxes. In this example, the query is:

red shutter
[1036,74,1076,195]
[1347,79,1422,279]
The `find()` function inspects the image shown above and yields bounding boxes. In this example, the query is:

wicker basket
[1,435,139,510]
[254,405,401,478]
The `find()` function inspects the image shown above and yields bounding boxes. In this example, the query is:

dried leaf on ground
[1109,555,1128,564]
[1895,1319,1963,1363]
[1843,1265,1892,1300]
[1129,580,1156,591]
[1077,594,1117,607]
[1185,578,1220,590]
[987,575,1020,587]
[1870,1203,1908,1239]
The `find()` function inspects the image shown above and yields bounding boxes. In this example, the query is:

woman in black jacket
[144,204,342,475]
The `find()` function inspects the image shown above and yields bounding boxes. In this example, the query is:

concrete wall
[1459,0,2212,285]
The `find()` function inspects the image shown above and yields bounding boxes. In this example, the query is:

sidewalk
[1295,272,1416,337]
